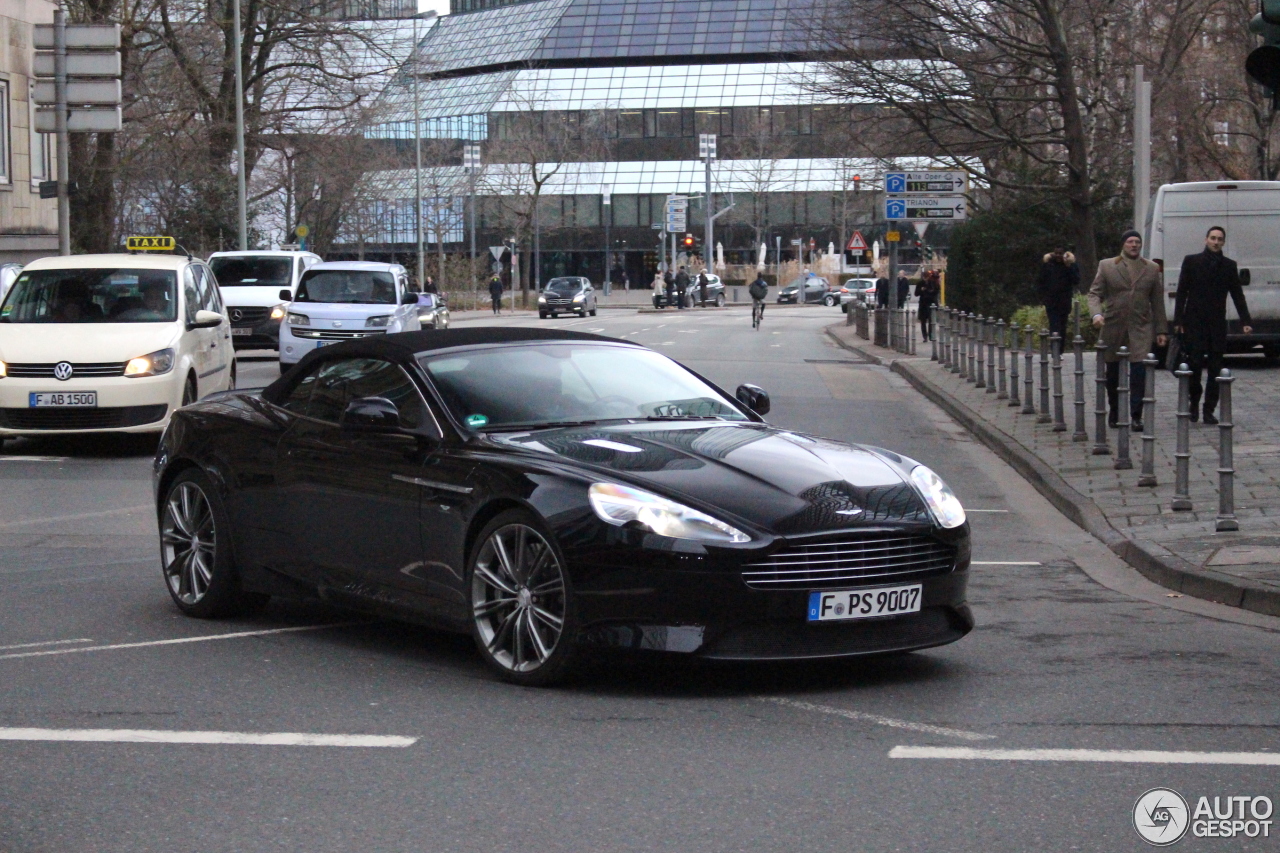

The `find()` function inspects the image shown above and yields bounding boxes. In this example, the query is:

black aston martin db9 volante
[154,328,972,684]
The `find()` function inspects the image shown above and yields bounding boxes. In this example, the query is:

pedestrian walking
[1037,247,1079,349]
[423,275,439,294]
[916,270,939,341]
[875,273,889,308]
[896,271,910,309]
[488,274,504,315]
[674,266,690,310]
[652,270,667,309]
[1087,229,1168,431]
[621,271,630,291]
[1173,225,1253,424]
[698,269,710,306]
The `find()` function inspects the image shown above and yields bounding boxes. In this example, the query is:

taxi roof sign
[127,235,175,252]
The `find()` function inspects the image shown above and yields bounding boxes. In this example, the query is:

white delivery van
[1147,181,1280,356]
[207,250,322,351]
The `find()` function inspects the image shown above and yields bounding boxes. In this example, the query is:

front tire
[824,294,836,307]
[468,510,578,686]
[715,294,725,307]
[589,307,597,316]
[160,469,268,618]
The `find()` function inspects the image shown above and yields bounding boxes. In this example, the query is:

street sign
[35,106,120,132]
[886,231,901,242]
[488,245,505,261]
[34,23,120,49]
[884,196,967,222]
[33,21,123,136]
[884,171,968,194]
[463,144,481,171]
[491,261,503,274]
[34,52,121,78]
[295,225,309,238]
[790,238,802,246]
[665,215,687,233]
[698,133,716,159]
[126,235,175,251]
[34,79,120,104]
[846,231,868,252]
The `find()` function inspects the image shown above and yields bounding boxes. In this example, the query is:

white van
[1147,181,1280,356]
[207,250,322,351]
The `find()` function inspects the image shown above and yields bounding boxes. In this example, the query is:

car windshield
[295,269,396,304]
[545,278,582,294]
[210,256,292,287]
[420,343,749,429]
[417,293,437,307]
[0,267,178,323]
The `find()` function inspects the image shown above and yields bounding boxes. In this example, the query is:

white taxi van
[0,244,231,436]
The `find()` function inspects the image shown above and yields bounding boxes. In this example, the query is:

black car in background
[153,328,972,685]
[777,274,831,304]
[539,277,597,318]
[653,273,726,308]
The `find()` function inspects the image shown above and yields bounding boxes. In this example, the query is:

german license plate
[29,391,97,408]
[807,584,922,622]
[231,327,253,336]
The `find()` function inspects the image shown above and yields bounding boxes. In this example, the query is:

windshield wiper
[480,420,601,432]
[644,415,725,421]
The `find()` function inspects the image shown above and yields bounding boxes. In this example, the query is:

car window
[305,358,425,427]
[193,265,221,313]
[209,256,293,287]
[295,269,397,304]
[280,365,321,415]
[0,267,178,323]
[183,267,200,324]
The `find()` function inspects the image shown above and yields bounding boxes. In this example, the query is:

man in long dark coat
[1173,225,1252,424]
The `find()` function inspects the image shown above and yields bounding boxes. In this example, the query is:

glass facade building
[352,0,935,283]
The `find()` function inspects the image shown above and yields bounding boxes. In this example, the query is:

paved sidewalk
[826,321,1280,617]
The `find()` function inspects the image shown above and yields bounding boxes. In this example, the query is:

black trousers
[919,306,934,341]
[1105,360,1146,422]
[491,295,500,314]
[1046,302,1071,356]
[1186,350,1225,414]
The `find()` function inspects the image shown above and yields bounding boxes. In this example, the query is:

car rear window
[210,256,292,287]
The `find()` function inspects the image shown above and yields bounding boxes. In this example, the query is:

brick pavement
[826,319,1280,617]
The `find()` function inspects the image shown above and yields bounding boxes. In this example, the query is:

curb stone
[823,326,1280,619]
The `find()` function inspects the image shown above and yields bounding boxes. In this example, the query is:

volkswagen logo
[53,362,73,381]
[230,308,243,322]
[332,320,342,328]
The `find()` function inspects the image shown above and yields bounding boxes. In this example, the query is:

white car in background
[0,252,231,436]
[208,250,322,351]
[278,261,420,374]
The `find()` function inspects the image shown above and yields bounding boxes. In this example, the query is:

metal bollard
[1022,325,1035,414]
[1114,346,1132,469]
[1037,329,1051,423]
[1138,352,1158,487]
[944,308,954,369]
[1172,363,1192,510]
[968,315,978,383]
[996,320,1008,399]
[975,315,986,387]
[986,318,997,392]
[1051,333,1066,431]
[1216,369,1238,531]
[1008,323,1021,407]
[1092,340,1110,455]
[1072,329,1087,441]
[958,313,968,377]
[931,306,939,361]
[910,307,917,355]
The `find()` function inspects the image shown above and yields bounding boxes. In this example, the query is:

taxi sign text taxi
[126,236,175,251]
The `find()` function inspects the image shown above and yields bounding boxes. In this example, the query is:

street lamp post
[233,0,247,250]
[464,143,480,293]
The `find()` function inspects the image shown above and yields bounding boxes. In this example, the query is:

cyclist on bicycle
[748,272,769,329]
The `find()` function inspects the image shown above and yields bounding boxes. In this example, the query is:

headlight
[287,312,310,326]
[538,295,547,303]
[366,314,392,328]
[573,293,585,302]
[124,348,175,378]
[269,303,287,320]
[909,465,966,528]
[588,482,750,543]
[0,360,6,378]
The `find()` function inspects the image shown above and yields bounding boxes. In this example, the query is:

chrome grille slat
[6,362,126,378]
[742,531,955,590]
[291,329,387,340]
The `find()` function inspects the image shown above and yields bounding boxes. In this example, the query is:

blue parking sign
[885,173,906,193]
[885,198,906,220]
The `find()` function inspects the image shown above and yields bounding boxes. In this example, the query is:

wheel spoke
[491,532,517,585]
[474,562,517,596]
[474,595,517,619]
[524,546,551,587]
[168,496,192,537]
[512,609,526,668]
[487,607,520,655]
[531,604,563,631]
[528,574,563,595]
[525,611,551,662]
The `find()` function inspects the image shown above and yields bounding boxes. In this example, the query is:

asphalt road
[0,305,1277,852]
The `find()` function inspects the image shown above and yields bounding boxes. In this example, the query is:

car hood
[0,322,180,364]
[488,421,933,534]
[219,286,291,307]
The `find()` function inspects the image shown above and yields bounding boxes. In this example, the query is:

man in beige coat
[1088,229,1168,431]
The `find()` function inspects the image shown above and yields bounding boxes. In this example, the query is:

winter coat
[674,271,690,293]
[915,279,939,311]
[652,273,665,295]
[896,276,910,309]
[1037,252,1080,311]
[1087,255,1167,363]
[1174,249,1252,354]
[488,277,504,299]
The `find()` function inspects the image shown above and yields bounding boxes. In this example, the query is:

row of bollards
[928,305,1239,529]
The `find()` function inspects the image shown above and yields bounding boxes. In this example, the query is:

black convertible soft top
[262,327,633,404]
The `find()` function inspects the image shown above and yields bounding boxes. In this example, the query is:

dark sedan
[538,277,597,318]
[777,274,831,304]
[153,328,972,685]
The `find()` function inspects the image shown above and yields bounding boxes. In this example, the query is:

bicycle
[751,299,765,330]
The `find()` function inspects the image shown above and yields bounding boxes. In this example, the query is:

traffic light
[924,246,934,260]
[682,234,695,250]
[1247,0,1280,95]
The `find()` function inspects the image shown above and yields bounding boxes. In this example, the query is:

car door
[193,264,232,389]
[274,356,435,607]
[180,265,213,392]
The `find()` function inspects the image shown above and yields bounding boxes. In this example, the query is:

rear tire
[824,294,836,307]
[589,308,597,316]
[715,294,725,307]
[228,359,237,391]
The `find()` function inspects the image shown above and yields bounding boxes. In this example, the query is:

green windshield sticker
[466,414,489,428]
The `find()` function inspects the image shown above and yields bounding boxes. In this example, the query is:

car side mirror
[188,309,223,330]
[1240,268,1251,286]
[401,291,418,305]
[341,396,401,431]
[735,383,770,416]
[279,289,292,301]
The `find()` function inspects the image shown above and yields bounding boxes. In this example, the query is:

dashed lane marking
[0,638,93,652]
[0,505,151,529]
[0,727,416,748]
[756,697,995,742]
[971,561,1042,566]
[0,623,365,661]
[965,509,1010,513]
[890,746,1280,766]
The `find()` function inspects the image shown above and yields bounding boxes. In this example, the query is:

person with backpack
[749,273,769,329]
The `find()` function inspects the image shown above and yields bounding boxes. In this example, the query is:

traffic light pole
[887,220,899,301]
[54,6,69,255]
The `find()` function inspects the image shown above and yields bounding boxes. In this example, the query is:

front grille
[741,532,955,590]
[6,362,126,378]
[703,609,964,659]
[0,404,167,430]
[289,329,387,340]
[228,306,270,325]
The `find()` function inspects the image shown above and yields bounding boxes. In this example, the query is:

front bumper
[230,316,281,350]
[0,374,179,434]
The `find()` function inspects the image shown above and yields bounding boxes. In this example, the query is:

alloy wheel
[161,481,216,605]
[471,522,567,674]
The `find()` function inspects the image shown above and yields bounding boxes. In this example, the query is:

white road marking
[890,746,1280,765]
[971,561,1042,566]
[0,727,416,748]
[0,638,93,652]
[0,622,364,661]
[965,509,1010,513]
[756,697,995,742]
[0,505,152,529]
[0,456,73,462]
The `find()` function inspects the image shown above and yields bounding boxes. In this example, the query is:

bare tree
[724,108,795,256]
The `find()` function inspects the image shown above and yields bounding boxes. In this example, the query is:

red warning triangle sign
[846,231,868,251]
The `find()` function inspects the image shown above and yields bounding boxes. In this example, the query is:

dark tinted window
[298,358,425,427]
[209,256,292,287]
[546,278,582,294]
[280,367,320,415]
[1,268,177,323]
[296,270,396,304]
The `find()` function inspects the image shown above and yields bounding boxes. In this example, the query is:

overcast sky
[420,0,451,18]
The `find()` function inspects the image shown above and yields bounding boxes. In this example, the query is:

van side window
[194,265,222,313]
[183,267,200,324]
